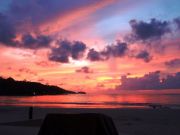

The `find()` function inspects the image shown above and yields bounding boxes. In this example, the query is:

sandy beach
[0,106,180,135]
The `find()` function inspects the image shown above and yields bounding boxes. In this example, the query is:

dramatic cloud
[0,12,52,49]
[87,48,103,61]
[1,5,179,65]
[71,41,87,59]
[87,41,128,61]
[135,50,152,62]
[128,18,170,41]
[101,41,128,58]
[87,41,155,63]
[165,59,180,68]
[21,34,51,49]
[118,71,180,90]
[76,66,93,73]
[48,39,152,63]
[49,40,87,63]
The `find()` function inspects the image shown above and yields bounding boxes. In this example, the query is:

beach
[0,106,180,135]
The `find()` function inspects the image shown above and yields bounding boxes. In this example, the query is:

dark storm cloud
[49,40,150,63]
[87,41,154,63]
[135,50,152,62]
[22,34,51,49]
[87,41,128,61]
[49,40,87,63]
[87,48,103,61]
[0,12,52,49]
[76,66,93,73]
[118,71,180,90]
[128,18,170,41]
[0,13,16,46]
[165,59,180,68]
[71,41,87,59]
[101,41,128,58]
[49,40,72,63]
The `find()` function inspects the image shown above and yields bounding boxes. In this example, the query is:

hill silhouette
[0,77,77,96]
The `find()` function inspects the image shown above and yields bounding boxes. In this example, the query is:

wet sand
[0,106,180,135]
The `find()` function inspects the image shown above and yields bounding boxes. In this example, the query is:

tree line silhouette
[0,77,76,96]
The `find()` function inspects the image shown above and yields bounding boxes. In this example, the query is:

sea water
[1,91,180,109]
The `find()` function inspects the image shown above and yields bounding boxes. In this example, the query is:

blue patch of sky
[0,0,12,12]
[95,0,180,42]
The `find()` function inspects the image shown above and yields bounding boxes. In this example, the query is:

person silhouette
[29,106,33,120]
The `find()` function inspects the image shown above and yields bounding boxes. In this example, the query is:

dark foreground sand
[0,106,180,135]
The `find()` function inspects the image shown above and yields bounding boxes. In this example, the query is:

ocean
[1,92,180,109]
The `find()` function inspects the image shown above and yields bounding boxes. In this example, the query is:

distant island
[0,77,86,96]
[76,91,86,94]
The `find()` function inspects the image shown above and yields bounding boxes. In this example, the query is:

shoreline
[1,102,180,110]
[0,106,180,135]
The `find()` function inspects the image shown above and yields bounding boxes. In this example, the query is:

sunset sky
[0,0,180,93]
